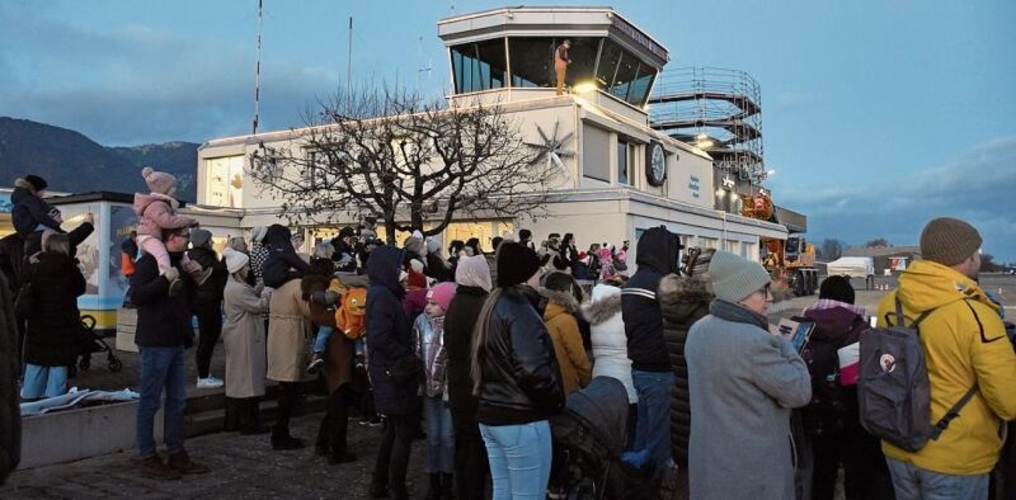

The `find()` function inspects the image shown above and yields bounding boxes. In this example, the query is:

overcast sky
[1,0,1013,261]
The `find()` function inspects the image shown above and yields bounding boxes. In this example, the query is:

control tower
[438,6,669,113]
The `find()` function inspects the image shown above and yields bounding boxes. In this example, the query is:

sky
[1,0,1014,261]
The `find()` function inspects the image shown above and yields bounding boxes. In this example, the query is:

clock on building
[647,141,667,186]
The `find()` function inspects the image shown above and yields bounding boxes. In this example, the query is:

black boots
[426,473,455,500]
[270,425,304,451]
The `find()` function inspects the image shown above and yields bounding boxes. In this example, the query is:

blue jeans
[313,325,334,354]
[21,364,68,399]
[136,346,186,459]
[631,369,675,468]
[424,396,455,473]
[480,421,552,500]
[886,457,989,500]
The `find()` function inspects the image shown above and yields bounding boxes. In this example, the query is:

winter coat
[800,302,866,437]
[133,192,195,238]
[0,234,24,296]
[10,183,60,236]
[222,274,270,398]
[685,301,812,500]
[22,253,86,367]
[0,271,21,484]
[476,285,564,426]
[877,259,1016,475]
[425,252,454,283]
[444,285,487,437]
[415,314,448,398]
[261,225,310,289]
[622,227,682,372]
[366,246,419,416]
[301,273,354,393]
[331,239,358,273]
[584,284,637,404]
[540,289,591,395]
[188,246,228,312]
[131,253,195,348]
[266,278,312,382]
[658,273,712,466]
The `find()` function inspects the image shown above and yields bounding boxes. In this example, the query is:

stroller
[76,314,123,373]
[549,376,630,500]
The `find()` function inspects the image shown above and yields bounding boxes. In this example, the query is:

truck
[742,192,818,296]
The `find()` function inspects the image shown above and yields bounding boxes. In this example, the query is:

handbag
[386,354,423,385]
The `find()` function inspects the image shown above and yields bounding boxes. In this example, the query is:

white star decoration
[526,120,575,180]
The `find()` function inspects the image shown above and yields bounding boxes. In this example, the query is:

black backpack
[801,335,853,436]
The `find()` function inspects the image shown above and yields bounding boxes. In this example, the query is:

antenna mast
[346,17,353,113]
[253,0,263,135]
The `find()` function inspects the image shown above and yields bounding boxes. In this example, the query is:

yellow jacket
[544,301,592,395]
[877,260,1016,475]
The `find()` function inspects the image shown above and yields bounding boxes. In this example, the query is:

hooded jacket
[365,246,419,416]
[622,227,682,372]
[540,288,591,395]
[658,273,712,466]
[261,225,310,289]
[877,259,1016,475]
[22,252,86,367]
[133,192,195,238]
[11,179,60,236]
[584,284,637,403]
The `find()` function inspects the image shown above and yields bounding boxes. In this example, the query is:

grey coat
[685,314,811,500]
[222,275,271,398]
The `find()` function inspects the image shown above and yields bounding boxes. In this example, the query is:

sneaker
[166,450,210,475]
[306,354,325,374]
[135,455,181,480]
[196,377,224,389]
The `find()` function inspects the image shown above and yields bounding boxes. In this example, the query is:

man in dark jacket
[261,224,310,289]
[0,271,20,485]
[366,245,418,500]
[621,225,683,471]
[443,254,493,500]
[132,227,209,480]
[187,229,228,389]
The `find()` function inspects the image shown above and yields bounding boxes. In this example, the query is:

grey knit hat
[920,217,982,266]
[190,228,213,248]
[707,250,771,303]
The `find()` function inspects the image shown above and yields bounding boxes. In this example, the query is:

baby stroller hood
[562,376,629,455]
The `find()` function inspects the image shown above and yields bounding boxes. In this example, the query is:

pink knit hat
[426,282,457,312]
[142,166,178,195]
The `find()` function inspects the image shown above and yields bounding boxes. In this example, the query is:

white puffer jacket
[584,284,637,403]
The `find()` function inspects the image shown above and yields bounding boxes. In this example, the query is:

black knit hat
[496,242,541,288]
[25,175,48,192]
[819,275,855,305]
[338,226,355,239]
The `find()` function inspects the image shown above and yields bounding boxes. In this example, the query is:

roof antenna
[253,0,264,135]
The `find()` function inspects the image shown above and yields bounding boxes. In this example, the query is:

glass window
[204,156,244,208]
[610,53,640,102]
[509,37,600,89]
[451,38,507,94]
[618,139,629,185]
[627,64,657,106]
[583,124,610,181]
[595,40,622,89]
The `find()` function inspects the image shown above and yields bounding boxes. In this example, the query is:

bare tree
[248,87,558,245]
[865,237,890,248]
[819,238,844,261]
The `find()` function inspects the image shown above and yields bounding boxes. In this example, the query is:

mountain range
[0,117,199,201]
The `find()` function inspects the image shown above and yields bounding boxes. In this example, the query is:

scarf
[807,298,867,318]
[709,298,769,331]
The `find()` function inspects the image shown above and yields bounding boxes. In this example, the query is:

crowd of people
[1,169,1015,500]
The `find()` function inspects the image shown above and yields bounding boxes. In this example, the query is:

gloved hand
[163,266,180,282]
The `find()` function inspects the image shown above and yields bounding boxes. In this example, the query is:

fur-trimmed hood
[658,273,713,324]
[583,293,621,326]
[538,287,582,318]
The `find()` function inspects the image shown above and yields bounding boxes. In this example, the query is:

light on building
[573,81,598,94]
[715,188,725,197]
[766,169,776,177]
[696,133,709,141]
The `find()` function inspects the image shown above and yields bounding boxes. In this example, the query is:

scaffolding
[648,67,766,185]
